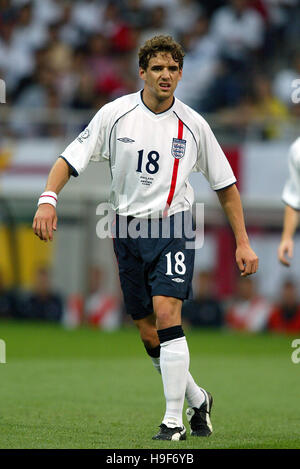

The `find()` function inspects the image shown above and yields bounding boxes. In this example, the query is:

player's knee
[155,298,181,328]
[156,312,175,329]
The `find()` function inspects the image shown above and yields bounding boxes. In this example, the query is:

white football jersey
[61,91,236,218]
[282,137,300,210]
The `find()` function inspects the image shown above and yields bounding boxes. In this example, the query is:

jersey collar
[138,90,176,118]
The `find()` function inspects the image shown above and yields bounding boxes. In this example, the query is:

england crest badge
[171,138,186,159]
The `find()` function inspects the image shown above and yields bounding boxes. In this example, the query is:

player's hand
[236,244,259,277]
[32,204,57,242]
[278,238,293,267]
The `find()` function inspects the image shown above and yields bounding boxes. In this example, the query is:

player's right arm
[32,157,72,242]
[278,205,299,266]
[32,102,112,242]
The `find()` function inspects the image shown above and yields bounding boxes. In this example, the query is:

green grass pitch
[0,321,299,449]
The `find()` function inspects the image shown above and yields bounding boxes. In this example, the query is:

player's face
[139,52,182,102]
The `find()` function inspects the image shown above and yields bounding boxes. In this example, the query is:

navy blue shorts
[112,211,195,321]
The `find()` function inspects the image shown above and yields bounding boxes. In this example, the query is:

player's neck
[142,89,174,114]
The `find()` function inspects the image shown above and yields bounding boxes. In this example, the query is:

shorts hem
[128,309,154,321]
[151,288,187,301]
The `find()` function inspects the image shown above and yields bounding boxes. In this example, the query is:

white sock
[160,336,189,428]
[185,374,206,408]
[150,357,205,409]
[151,356,161,374]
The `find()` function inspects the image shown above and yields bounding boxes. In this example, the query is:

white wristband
[38,191,58,208]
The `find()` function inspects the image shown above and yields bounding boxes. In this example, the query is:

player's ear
[139,67,146,81]
[178,68,183,81]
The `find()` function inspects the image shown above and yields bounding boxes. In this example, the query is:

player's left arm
[278,204,299,266]
[216,184,259,276]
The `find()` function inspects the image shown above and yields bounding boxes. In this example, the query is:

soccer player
[278,137,300,266]
[33,36,258,441]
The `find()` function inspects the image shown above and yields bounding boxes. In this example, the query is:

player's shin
[146,344,206,409]
[157,326,189,428]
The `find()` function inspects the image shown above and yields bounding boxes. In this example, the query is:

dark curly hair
[138,35,185,71]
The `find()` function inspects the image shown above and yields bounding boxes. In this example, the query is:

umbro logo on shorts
[172,278,185,283]
[117,137,135,143]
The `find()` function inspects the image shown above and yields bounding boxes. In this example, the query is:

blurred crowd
[182,271,300,334]
[1,265,300,334]
[0,0,300,138]
[0,265,123,330]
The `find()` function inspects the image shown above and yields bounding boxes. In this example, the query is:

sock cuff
[145,344,161,358]
[157,325,185,344]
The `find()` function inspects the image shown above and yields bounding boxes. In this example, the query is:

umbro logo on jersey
[171,138,186,159]
[117,137,135,143]
[172,278,185,283]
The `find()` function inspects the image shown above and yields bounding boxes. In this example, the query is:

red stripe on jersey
[164,160,179,215]
[178,119,183,140]
[163,119,183,217]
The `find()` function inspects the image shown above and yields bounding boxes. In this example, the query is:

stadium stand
[0,0,300,332]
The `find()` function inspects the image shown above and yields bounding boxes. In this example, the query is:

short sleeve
[282,144,300,210]
[194,120,236,190]
[60,108,109,176]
